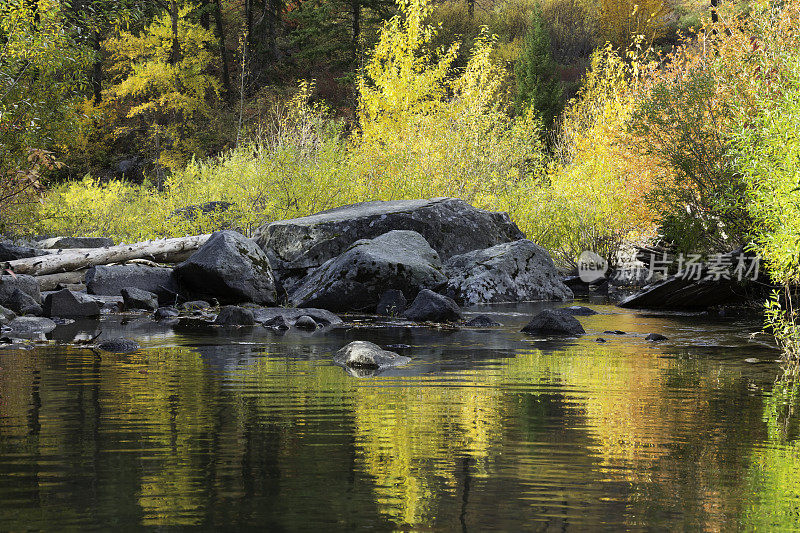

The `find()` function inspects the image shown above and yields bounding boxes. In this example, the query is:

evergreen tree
[514,4,562,130]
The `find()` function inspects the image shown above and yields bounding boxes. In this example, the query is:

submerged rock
[563,305,598,316]
[121,287,159,311]
[646,333,668,341]
[181,300,211,311]
[175,230,277,306]
[255,198,524,291]
[333,341,411,370]
[97,339,141,353]
[521,309,585,336]
[214,306,256,326]
[154,306,180,320]
[289,230,447,312]
[43,289,101,318]
[444,239,573,305]
[403,289,461,323]
[464,315,501,327]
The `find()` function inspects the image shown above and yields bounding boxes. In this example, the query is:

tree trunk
[214,0,233,101]
[352,0,360,63]
[3,235,212,276]
[91,31,103,103]
[169,0,181,64]
[468,0,474,19]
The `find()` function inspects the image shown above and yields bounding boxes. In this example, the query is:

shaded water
[2,301,800,531]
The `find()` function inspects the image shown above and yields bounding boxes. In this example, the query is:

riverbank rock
[253,307,342,328]
[175,230,277,306]
[86,265,179,305]
[255,198,524,291]
[443,239,573,305]
[43,289,101,318]
[37,237,114,249]
[121,287,159,311]
[0,305,16,324]
[376,289,407,316]
[0,274,42,305]
[521,309,585,336]
[289,230,447,312]
[97,339,141,353]
[7,316,57,336]
[214,306,256,326]
[618,276,740,309]
[3,289,42,316]
[334,341,411,370]
[403,289,461,323]
[0,241,47,261]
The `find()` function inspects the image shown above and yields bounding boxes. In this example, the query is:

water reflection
[0,303,798,530]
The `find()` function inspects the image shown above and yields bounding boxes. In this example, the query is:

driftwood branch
[3,234,211,276]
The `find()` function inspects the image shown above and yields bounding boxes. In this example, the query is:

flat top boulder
[521,309,586,336]
[255,198,524,287]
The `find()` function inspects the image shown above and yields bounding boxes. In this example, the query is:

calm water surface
[1,300,799,531]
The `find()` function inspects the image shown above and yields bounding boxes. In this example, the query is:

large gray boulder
[43,289,101,318]
[6,316,57,336]
[175,231,277,305]
[86,265,179,305]
[121,287,159,311]
[444,239,573,305]
[0,274,42,308]
[334,341,411,370]
[4,289,42,316]
[255,198,524,290]
[0,304,16,324]
[288,230,447,312]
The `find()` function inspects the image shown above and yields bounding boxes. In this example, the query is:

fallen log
[37,270,87,291]
[2,234,211,276]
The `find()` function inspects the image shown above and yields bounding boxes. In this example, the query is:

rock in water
[37,236,113,249]
[289,230,447,312]
[0,274,42,308]
[376,289,407,316]
[255,198,524,291]
[253,308,342,328]
[465,315,501,327]
[7,316,57,336]
[618,276,739,309]
[563,306,598,316]
[86,265,179,305]
[121,287,159,311]
[646,333,668,341]
[175,231,277,306]
[521,309,585,336]
[214,306,256,326]
[334,341,411,369]
[403,289,461,323]
[43,289,101,318]
[97,339,141,353]
[294,315,318,330]
[444,240,573,305]
[4,289,42,316]
[154,306,180,320]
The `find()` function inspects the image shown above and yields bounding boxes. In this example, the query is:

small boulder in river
[255,198,525,291]
[121,287,159,311]
[403,289,461,323]
[263,315,290,331]
[154,306,180,320]
[214,306,256,326]
[4,289,42,316]
[86,264,179,305]
[521,309,585,336]
[563,305,598,316]
[376,289,407,316]
[646,333,668,342]
[334,341,411,370]
[465,315,501,327]
[289,230,447,312]
[97,339,141,353]
[175,230,277,306]
[253,307,342,328]
[43,289,101,318]
[294,315,318,330]
[444,239,573,305]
